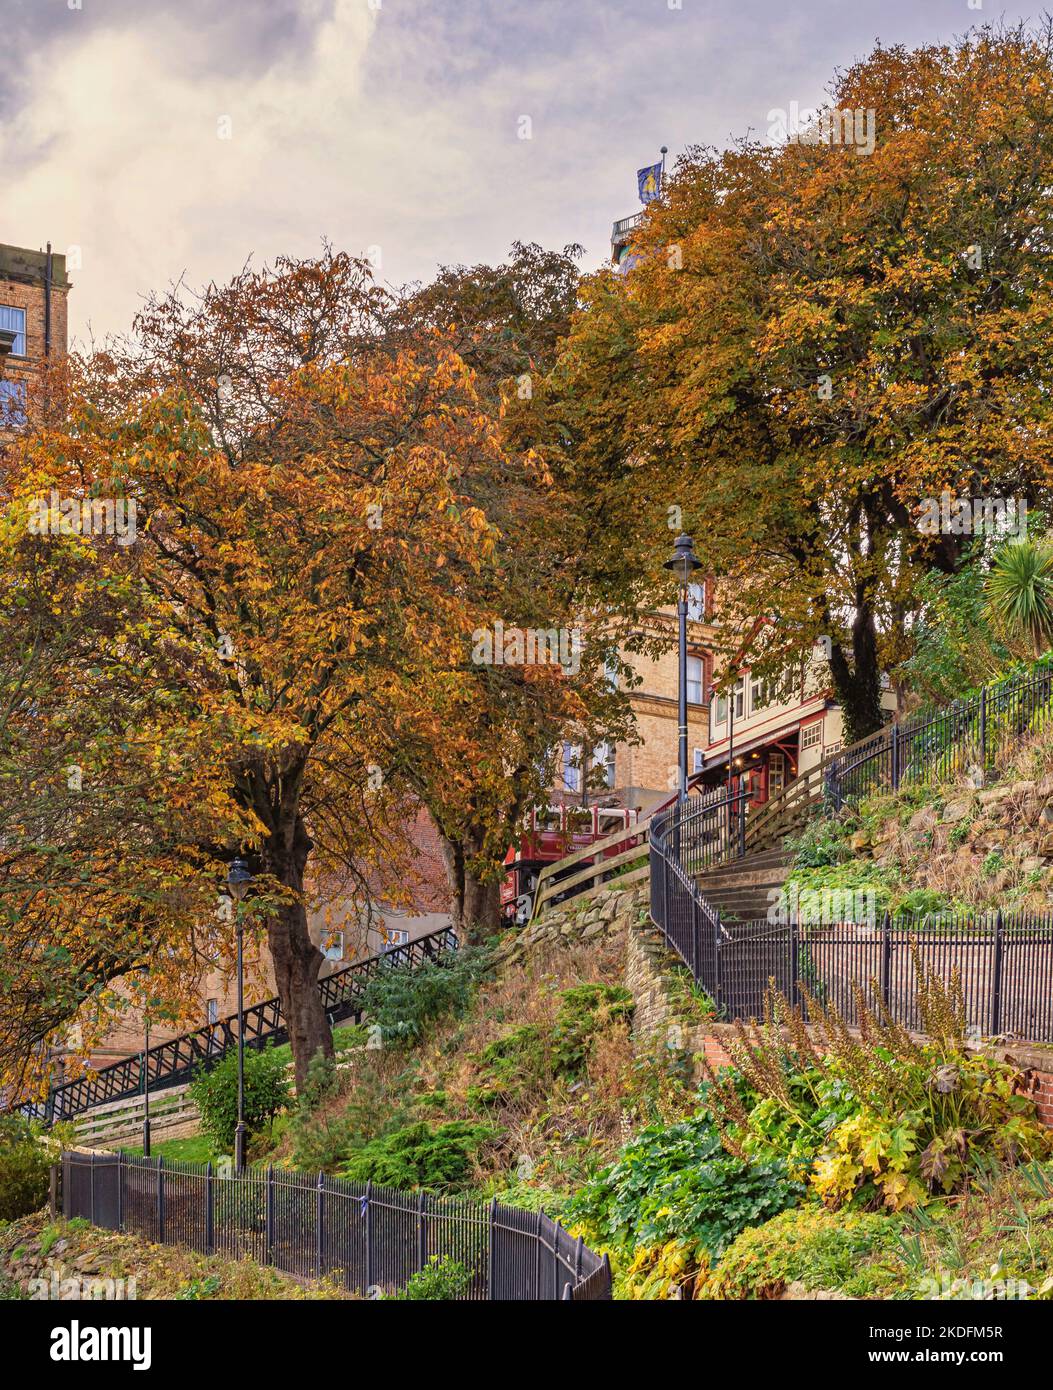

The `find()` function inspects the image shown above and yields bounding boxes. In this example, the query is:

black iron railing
[61,1150,611,1301]
[826,663,1053,810]
[650,760,1053,1042]
[29,927,458,1125]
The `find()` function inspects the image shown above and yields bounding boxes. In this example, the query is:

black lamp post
[663,535,703,804]
[227,856,254,1173]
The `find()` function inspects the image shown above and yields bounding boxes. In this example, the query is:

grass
[118,1134,215,1163]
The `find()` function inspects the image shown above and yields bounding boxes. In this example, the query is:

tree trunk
[263,813,333,1092]
[829,599,884,745]
[439,830,503,945]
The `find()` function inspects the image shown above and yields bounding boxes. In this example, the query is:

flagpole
[660,145,668,197]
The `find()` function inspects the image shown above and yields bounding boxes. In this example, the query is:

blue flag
[637,162,662,204]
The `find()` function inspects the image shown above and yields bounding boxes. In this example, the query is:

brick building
[0,241,69,424]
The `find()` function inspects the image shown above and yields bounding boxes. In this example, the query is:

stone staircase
[695,846,792,924]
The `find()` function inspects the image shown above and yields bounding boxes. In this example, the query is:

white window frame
[561,741,581,792]
[0,305,26,356]
[686,655,704,705]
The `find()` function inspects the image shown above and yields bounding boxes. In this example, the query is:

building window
[594,740,616,788]
[769,751,787,798]
[0,305,26,356]
[750,677,770,714]
[206,999,218,1025]
[687,582,705,621]
[384,927,410,948]
[693,747,704,773]
[561,742,581,792]
[825,740,841,756]
[686,655,703,705]
[0,379,26,426]
[713,693,728,733]
[733,676,745,719]
[801,722,823,750]
[322,930,345,961]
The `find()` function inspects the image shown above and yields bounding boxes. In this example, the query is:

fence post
[116,1151,123,1230]
[691,896,701,981]
[265,1165,274,1265]
[417,1190,427,1274]
[553,1219,562,1300]
[157,1156,165,1243]
[89,1151,95,1225]
[979,685,988,780]
[891,723,899,791]
[990,911,1005,1037]
[487,1198,497,1300]
[662,848,670,941]
[49,1164,59,1220]
[880,911,892,1011]
[205,1162,214,1256]
[364,1180,373,1294]
[713,910,724,1015]
[534,1211,542,1298]
[316,1171,325,1280]
[575,1234,584,1285]
[789,922,800,1010]
[738,786,746,857]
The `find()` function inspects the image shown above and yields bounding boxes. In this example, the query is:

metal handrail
[26,926,458,1124]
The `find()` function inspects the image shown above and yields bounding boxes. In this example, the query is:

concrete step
[697,866,790,893]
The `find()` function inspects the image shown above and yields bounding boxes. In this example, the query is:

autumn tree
[0,403,253,1100]
[388,244,636,937]
[556,23,1053,739]
[10,252,511,1087]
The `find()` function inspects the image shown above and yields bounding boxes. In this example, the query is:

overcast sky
[0,0,1042,344]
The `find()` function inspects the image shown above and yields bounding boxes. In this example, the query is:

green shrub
[564,1110,803,1267]
[287,1052,407,1173]
[0,1117,51,1221]
[189,1042,290,1152]
[338,1120,496,1191]
[390,1255,474,1301]
[704,1205,903,1299]
[550,984,633,1077]
[357,947,492,1046]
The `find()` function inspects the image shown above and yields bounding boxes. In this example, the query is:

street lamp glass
[227,857,253,902]
[663,535,702,588]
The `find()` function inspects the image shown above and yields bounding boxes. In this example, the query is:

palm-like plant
[985,539,1053,657]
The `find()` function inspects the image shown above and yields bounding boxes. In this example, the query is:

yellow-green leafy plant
[704,960,1051,1212]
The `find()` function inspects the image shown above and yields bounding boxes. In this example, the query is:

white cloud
[1,0,378,343]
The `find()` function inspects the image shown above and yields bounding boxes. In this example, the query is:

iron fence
[827,663,1053,809]
[28,927,458,1125]
[650,795,1053,1043]
[60,1151,611,1302]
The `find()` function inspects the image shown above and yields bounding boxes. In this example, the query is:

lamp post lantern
[227,856,254,1173]
[663,534,703,804]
